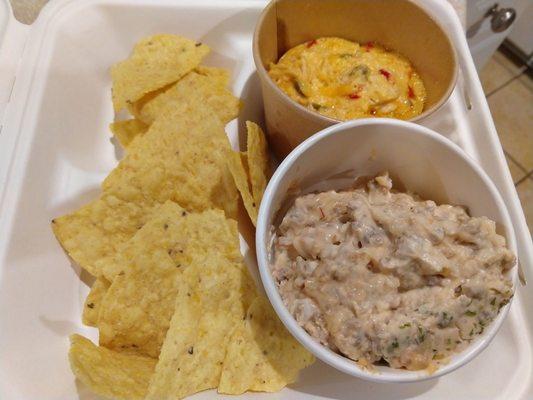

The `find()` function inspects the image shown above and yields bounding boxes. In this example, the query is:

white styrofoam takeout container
[256,118,518,383]
[0,0,531,399]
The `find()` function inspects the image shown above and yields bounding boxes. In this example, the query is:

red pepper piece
[408,86,415,99]
[348,93,361,99]
[379,69,391,80]
[319,207,325,219]
[307,39,318,48]
[364,41,374,51]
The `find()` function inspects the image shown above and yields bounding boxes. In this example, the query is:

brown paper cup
[252,0,458,158]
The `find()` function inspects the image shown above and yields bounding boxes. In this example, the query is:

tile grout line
[486,72,525,98]
[503,149,530,175]
[485,76,530,187]
[515,170,533,186]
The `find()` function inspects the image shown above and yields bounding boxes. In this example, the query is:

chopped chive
[388,339,399,352]
[417,326,426,343]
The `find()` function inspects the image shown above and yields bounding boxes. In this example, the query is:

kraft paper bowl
[252,0,458,158]
[255,119,518,383]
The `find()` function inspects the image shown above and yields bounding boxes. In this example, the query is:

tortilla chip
[126,66,227,121]
[82,278,111,327]
[69,334,156,400]
[219,296,315,394]
[52,107,238,277]
[111,34,209,112]
[196,65,231,82]
[109,119,149,149]
[145,255,255,400]
[134,68,239,125]
[52,195,154,278]
[102,200,240,281]
[227,151,258,225]
[126,83,173,121]
[246,121,270,208]
[98,201,242,358]
[51,197,145,278]
[102,106,238,218]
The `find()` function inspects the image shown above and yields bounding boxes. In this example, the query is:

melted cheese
[268,37,426,121]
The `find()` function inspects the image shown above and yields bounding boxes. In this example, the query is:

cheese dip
[271,175,514,370]
[268,37,426,121]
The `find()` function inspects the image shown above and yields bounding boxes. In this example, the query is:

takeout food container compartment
[252,0,458,158]
[1,0,532,398]
[256,119,518,383]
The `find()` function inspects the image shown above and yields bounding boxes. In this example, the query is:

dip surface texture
[268,37,427,121]
[271,175,514,370]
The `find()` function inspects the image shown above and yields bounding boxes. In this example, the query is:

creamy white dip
[271,174,515,370]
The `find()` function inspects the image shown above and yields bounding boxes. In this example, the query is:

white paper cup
[256,118,518,383]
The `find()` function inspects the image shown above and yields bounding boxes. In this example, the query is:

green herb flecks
[388,339,400,353]
[348,64,370,79]
[438,311,453,328]
[417,326,426,343]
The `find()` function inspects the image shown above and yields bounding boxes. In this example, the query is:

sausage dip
[271,174,515,370]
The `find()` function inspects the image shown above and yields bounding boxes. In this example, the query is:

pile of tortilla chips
[52,34,313,400]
